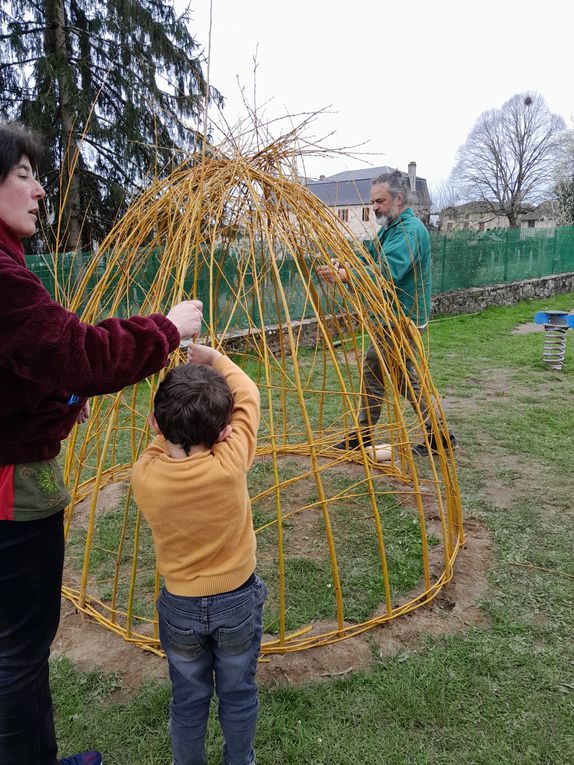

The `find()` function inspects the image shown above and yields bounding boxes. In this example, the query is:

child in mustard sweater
[131,345,266,765]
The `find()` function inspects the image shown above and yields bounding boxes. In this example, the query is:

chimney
[319,174,325,180]
[408,162,416,192]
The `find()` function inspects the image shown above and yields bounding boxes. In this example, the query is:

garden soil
[52,515,491,697]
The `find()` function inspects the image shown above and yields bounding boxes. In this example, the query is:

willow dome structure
[59,133,464,655]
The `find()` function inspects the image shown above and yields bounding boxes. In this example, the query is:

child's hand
[187,343,221,366]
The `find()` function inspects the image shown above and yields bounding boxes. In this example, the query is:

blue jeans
[0,511,64,765]
[157,574,267,765]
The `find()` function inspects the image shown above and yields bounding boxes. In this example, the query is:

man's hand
[315,258,348,284]
[76,400,90,424]
[187,343,221,366]
[166,300,203,339]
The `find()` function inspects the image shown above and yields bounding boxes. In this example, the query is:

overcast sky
[180,0,573,189]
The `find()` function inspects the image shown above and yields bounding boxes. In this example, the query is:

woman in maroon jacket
[0,123,202,765]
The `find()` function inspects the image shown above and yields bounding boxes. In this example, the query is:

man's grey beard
[375,202,400,228]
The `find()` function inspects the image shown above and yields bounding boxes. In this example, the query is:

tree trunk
[46,0,83,251]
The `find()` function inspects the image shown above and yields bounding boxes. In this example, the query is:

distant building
[517,201,558,230]
[439,200,558,232]
[305,163,431,241]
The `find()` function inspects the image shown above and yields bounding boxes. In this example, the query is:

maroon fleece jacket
[0,219,180,465]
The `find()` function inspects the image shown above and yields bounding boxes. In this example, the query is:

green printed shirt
[0,458,70,521]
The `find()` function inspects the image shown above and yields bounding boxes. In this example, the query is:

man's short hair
[153,363,234,453]
[371,169,411,204]
[0,122,44,181]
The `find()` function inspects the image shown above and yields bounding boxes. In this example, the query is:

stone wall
[220,313,360,355]
[431,272,574,317]
[218,272,574,352]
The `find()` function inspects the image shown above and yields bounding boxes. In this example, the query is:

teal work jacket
[361,207,431,327]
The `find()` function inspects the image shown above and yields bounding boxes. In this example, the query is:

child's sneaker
[58,751,103,765]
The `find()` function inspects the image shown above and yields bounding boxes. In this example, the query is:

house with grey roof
[518,201,558,230]
[439,200,558,232]
[305,163,431,241]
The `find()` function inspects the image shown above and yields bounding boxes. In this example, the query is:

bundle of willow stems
[56,131,464,655]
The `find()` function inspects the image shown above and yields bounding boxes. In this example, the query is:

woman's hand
[76,400,90,424]
[166,299,203,339]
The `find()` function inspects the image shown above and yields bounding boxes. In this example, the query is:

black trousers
[0,511,64,765]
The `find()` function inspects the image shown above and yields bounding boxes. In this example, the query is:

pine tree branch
[0,57,41,69]
[0,27,48,40]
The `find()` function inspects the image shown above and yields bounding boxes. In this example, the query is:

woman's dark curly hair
[0,122,44,181]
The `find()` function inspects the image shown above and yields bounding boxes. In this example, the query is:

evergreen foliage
[555,131,574,226]
[556,177,574,226]
[0,0,221,251]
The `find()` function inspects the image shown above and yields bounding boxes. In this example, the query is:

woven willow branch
[59,133,464,655]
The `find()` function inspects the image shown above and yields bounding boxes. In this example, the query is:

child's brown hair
[153,363,234,453]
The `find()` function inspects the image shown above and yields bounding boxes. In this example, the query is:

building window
[362,207,370,222]
[338,208,349,222]
[528,219,535,228]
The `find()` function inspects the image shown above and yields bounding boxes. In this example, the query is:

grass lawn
[52,293,574,764]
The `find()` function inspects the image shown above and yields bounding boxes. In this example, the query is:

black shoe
[334,431,373,450]
[412,431,457,457]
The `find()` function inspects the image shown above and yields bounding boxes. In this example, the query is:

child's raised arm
[186,343,221,366]
[187,344,259,467]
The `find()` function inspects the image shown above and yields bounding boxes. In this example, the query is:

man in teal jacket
[362,175,431,326]
[317,169,456,455]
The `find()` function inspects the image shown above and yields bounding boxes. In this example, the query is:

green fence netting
[429,226,574,293]
[25,246,347,331]
[26,227,574,330]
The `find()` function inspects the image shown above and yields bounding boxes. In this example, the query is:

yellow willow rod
[295,290,395,616]
[250,256,287,645]
[260,536,464,654]
[125,488,142,639]
[360,333,438,582]
[368,338,434,591]
[402,337,458,567]
[110,472,136,625]
[263,231,346,636]
[78,396,122,607]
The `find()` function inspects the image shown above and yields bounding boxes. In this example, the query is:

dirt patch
[444,367,519,418]
[476,450,543,510]
[511,322,543,335]
[372,517,491,659]
[71,481,126,529]
[52,599,168,700]
[258,629,373,687]
[53,516,491,694]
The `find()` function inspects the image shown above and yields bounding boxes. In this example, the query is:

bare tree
[428,180,462,229]
[450,92,566,227]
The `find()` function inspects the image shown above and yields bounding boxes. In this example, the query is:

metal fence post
[503,229,510,282]
[441,235,447,292]
[552,227,559,273]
